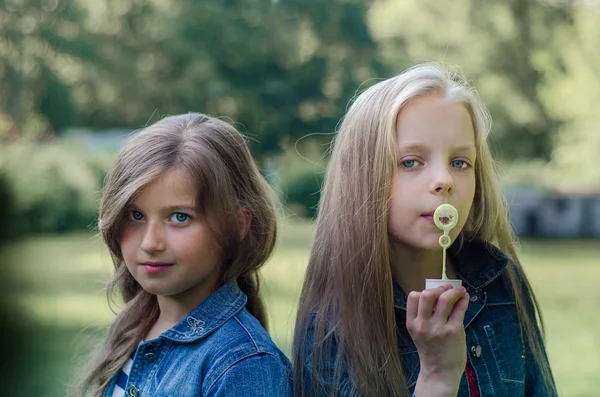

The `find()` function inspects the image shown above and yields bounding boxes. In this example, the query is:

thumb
[448,293,469,326]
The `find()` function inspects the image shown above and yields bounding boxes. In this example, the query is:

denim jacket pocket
[483,323,525,384]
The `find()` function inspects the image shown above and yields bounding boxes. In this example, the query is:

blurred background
[0,0,598,395]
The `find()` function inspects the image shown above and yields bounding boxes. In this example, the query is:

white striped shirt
[111,356,134,397]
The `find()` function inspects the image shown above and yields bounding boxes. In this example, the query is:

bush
[277,165,325,219]
[0,143,114,240]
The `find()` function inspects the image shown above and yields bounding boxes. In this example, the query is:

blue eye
[130,211,144,221]
[451,160,469,169]
[170,213,190,223]
[401,159,421,169]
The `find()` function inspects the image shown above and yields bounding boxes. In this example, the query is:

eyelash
[130,210,144,221]
[450,159,470,169]
[400,159,422,169]
[169,213,190,223]
[399,159,472,170]
[127,211,192,223]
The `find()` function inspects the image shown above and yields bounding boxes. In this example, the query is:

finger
[430,284,458,310]
[426,283,454,292]
[448,292,470,326]
[417,286,447,318]
[433,287,467,321]
[406,291,420,323]
[429,284,453,313]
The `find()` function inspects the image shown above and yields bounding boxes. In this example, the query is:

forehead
[395,92,475,149]
[133,168,197,207]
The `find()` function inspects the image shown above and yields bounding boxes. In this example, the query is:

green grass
[0,223,598,397]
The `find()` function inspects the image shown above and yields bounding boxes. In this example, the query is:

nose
[429,166,454,195]
[141,221,166,254]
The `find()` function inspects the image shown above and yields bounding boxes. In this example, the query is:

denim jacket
[104,280,293,397]
[301,239,557,397]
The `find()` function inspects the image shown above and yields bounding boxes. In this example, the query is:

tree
[369,0,573,160]
[0,0,91,138]
[1,0,386,162]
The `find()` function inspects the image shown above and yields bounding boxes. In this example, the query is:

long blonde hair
[74,113,277,397]
[293,63,555,396]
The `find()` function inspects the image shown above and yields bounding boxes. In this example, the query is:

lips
[421,210,439,225]
[141,262,173,274]
[421,214,434,224]
[141,262,172,267]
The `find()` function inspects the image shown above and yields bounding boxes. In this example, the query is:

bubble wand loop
[433,204,459,280]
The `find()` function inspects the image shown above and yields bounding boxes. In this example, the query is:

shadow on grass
[0,246,107,397]
[0,306,106,397]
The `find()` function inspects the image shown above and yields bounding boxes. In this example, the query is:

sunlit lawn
[0,221,598,397]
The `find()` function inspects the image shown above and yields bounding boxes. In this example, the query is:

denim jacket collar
[393,238,509,311]
[161,279,247,343]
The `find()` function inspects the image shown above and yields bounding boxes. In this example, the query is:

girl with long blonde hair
[293,64,557,397]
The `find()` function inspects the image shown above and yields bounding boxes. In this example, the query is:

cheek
[466,178,476,210]
[170,241,200,261]
[119,225,139,258]
[171,228,221,262]
[390,181,411,211]
[455,179,476,231]
[388,193,411,237]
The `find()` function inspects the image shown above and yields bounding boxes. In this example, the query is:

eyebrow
[129,204,199,213]
[451,145,477,155]
[398,143,476,153]
[167,205,199,213]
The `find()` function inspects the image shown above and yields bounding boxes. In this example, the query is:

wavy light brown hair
[72,113,277,397]
[293,63,555,396]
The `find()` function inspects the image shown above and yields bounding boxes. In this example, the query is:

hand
[407,284,469,397]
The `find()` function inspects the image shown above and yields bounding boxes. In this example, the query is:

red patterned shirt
[465,357,480,397]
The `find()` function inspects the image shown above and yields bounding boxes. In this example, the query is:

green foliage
[1,0,597,222]
[0,0,383,161]
[0,144,114,239]
[279,165,325,218]
[269,140,328,218]
[0,0,95,137]
[369,0,575,161]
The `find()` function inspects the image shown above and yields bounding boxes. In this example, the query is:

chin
[137,282,172,297]
[420,241,445,251]
[394,236,444,252]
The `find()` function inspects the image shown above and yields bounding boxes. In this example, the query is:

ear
[238,206,252,240]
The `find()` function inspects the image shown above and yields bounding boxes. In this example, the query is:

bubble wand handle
[433,204,459,280]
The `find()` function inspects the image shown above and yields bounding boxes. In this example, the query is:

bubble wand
[433,203,458,280]
[425,203,462,289]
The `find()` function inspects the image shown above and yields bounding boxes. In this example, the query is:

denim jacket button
[470,295,478,302]
[145,352,156,361]
[127,385,139,397]
[471,345,482,358]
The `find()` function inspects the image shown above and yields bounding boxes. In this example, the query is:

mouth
[421,211,435,225]
[141,262,172,267]
[421,212,435,223]
[140,262,173,273]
